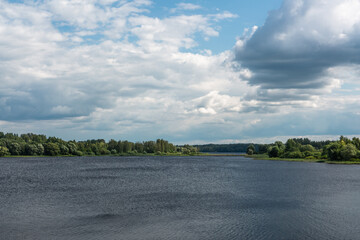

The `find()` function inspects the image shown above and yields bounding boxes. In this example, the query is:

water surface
[1,156,360,239]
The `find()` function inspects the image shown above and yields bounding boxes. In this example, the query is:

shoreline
[247,154,360,165]
[2,153,360,165]
[0,152,205,158]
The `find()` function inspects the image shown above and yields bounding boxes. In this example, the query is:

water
[1,156,360,240]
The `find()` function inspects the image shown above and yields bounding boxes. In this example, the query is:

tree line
[194,143,267,153]
[0,132,198,157]
[246,137,360,162]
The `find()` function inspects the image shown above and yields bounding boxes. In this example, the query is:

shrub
[44,143,60,156]
[0,146,10,157]
[268,146,280,158]
[8,142,22,155]
[247,149,254,155]
[286,151,304,159]
[246,144,255,155]
[74,150,83,156]
[340,144,359,161]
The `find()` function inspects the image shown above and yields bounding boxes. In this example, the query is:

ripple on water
[1,156,360,240]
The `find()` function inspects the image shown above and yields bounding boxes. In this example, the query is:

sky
[1,0,360,144]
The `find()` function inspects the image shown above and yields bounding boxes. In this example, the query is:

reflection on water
[1,156,360,239]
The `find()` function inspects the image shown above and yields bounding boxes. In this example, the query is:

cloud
[1,0,360,143]
[0,1,245,126]
[235,0,360,94]
[129,14,219,50]
[188,91,242,115]
[170,3,201,13]
[210,11,238,22]
[241,109,360,138]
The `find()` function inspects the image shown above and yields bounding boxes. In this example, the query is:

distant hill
[194,138,334,153]
[194,143,257,153]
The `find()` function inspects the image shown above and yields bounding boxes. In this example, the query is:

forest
[0,132,198,157]
[1,131,359,162]
[195,143,258,153]
[246,137,360,162]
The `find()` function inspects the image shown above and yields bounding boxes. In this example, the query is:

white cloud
[209,11,238,22]
[129,14,221,51]
[188,91,242,115]
[170,3,201,13]
[177,3,201,10]
[0,0,255,142]
[1,0,360,143]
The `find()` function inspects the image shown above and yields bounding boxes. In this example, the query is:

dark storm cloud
[241,110,360,138]
[235,0,360,90]
[0,82,115,121]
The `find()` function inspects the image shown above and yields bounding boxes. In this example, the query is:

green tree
[268,146,280,157]
[285,139,300,152]
[181,145,198,155]
[324,142,342,161]
[67,142,77,155]
[0,146,10,156]
[258,144,269,154]
[275,141,285,155]
[44,143,60,156]
[108,139,118,152]
[59,144,70,155]
[8,142,22,155]
[122,141,133,153]
[117,141,124,153]
[246,144,255,155]
[340,144,359,161]
[300,144,315,152]
[287,151,304,159]
[36,144,45,155]
[144,141,156,153]
[352,137,360,150]
[340,136,351,145]
[25,144,39,155]
[135,142,144,153]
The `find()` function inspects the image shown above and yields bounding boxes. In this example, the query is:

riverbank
[2,152,248,158]
[1,152,208,158]
[3,153,360,164]
[247,154,360,164]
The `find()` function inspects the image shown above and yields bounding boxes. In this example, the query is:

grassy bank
[199,153,245,157]
[246,154,360,164]
[1,152,203,158]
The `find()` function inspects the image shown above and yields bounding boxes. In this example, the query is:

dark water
[1,156,360,240]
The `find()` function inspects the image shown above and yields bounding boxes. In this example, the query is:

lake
[1,156,360,239]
